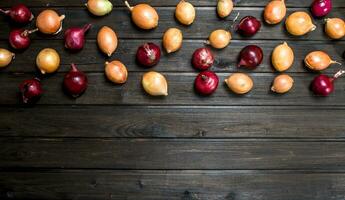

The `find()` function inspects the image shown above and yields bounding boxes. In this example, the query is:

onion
[217,0,233,18]
[85,0,113,16]
[142,71,168,96]
[271,74,294,94]
[36,48,61,74]
[264,0,286,24]
[163,28,183,53]
[194,71,219,95]
[64,24,92,51]
[136,43,161,67]
[0,48,15,68]
[63,63,88,97]
[192,47,215,71]
[311,70,344,96]
[311,0,332,18]
[325,18,345,39]
[0,4,34,24]
[105,60,128,84]
[225,73,253,94]
[36,9,65,35]
[238,45,263,69]
[207,29,231,49]
[97,26,118,57]
[124,1,159,30]
[271,42,294,72]
[175,0,195,25]
[9,29,38,50]
[304,51,340,71]
[285,11,316,36]
[237,16,261,36]
[19,78,43,104]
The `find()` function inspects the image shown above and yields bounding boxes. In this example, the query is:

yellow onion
[97,26,118,57]
[105,60,128,84]
[124,1,159,30]
[225,73,253,94]
[285,11,316,36]
[163,28,183,53]
[36,9,65,35]
[325,18,345,39]
[264,0,286,24]
[36,48,60,74]
[304,51,340,71]
[142,71,168,96]
[0,48,15,68]
[271,74,294,94]
[85,0,113,16]
[217,0,233,18]
[271,42,294,72]
[207,29,231,49]
[175,0,195,25]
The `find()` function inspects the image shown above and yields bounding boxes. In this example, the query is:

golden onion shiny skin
[36,48,60,74]
[325,18,345,39]
[142,71,168,96]
[304,51,340,71]
[225,73,253,94]
[105,60,128,84]
[0,48,15,68]
[271,74,294,94]
[97,26,118,57]
[264,0,286,24]
[207,29,231,49]
[271,42,294,72]
[175,0,196,25]
[125,1,159,30]
[285,11,316,36]
[36,9,65,35]
[163,28,183,53]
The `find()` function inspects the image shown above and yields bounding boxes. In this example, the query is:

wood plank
[1,72,345,106]
[0,40,344,73]
[0,8,344,41]
[2,138,345,169]
[1,106,345,138]
[1,170,345,200]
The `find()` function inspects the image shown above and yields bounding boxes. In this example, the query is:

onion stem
[0,8,9,15]
[124,1,133,11]
[334,70,345,79]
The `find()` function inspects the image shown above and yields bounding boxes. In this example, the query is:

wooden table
[0,0,345,199]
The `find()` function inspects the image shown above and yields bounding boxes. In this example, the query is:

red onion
[0,4,34,24]
[194,71,219,95]
[311,70,344,96]
[19,78,43,104]
[63,63,88,98]
[192,47,215,71]
[64,24,92,51]
[311,0,332,18]
[136,43,161,67]
[9,29,37,50]
[237,16,261,36]
[238,45,263,69]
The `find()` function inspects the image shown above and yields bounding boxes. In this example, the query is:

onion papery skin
[217,0,233,18]
[0,4,34,24]
[19,78,43,104]
[192,47,215,71]
[271,74,294,94]
[136,43,161,67]
[97,26,118,57]
[36,48,61,74]
[304,51,339,71]
[238,45,263,69]
[163,28,183,53]
[85,0,113,16]
[64,24,92,51]
[207,29,231,49]
[63,64,88,98]
[237,16,261,36]
[271,42,294,72]
[175,0,196,25]
[325,18,345,39]
[225,73,253,94]
[0,48,15,68]
[285,11,316,36]
[194,71,219,95]
[264,0,286,24]
[105,60,128,84]
[311,0,332,18]
[142,71,168,96]
[36,10,65,35]
[125,1,159,30]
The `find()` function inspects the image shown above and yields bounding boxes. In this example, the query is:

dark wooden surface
[0,0,345,199]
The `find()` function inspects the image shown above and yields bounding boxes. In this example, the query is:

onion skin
[238,45,263,69]
[207,29,231,49]
[237,16,261,36]
[105,60,128,84]
[36,10,65,35]
[63,64,88,98]
[0,4,34,24]
[217,0,233,18]
[271,74,294,94]
[325,18,345,39]
[285,11,316,36]
[125,1,159,30]
[192,47,215,71]
[142,71,168,96]
[19,78,43,104]
[97,26,118,57]
[163,28,183,53]
[304,51,340,71]
[136,43,161,67]
[271,42,294,72]
[194,71,219,95]
[175,0,195,25]
[64,24,92,51]
[225,73,253,94]
[36,48,61,74]
[264,0,286,24]
[0,48,15,68]
[85,0,113,16]
[311,0,332,18]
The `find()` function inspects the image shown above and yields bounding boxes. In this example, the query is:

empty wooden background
[0,0,345,199]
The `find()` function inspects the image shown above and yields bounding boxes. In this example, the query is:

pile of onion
[36,9,65,35]
[0,3,34,24]
[63,63,88,97]
[271,74,294,94]
[206,29,231,49]
[264,0,286,24]
[271,42,294,72]
[238,45,263,69]
[142,71,168,96]
[19,78,43,104]
[105,60,128,84]
[125,1,159,30]
[311,70,344,96]
[285,11,316,36]
[192,47,215,71]
[194,71,219,95]
[85,0,113,16]
[311,0,332,18]
[175,0,196,25]
[225,73,253,94]
[9,29,38,50]
[163,28,183,53]
[97,26,118,57]
[325,18,345,39]
[304,51,340,71]
[136,43,161,67]
[0,48,15,68]
[36,48,61,74]
[237,16,261,36]
[217,0,233,18]
[64,24,92,51]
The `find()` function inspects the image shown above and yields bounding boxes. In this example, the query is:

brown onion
[0,48,15,68]
[225,73,253,94]
[36,9,65,35]
[175,0,195,25]
[36,48,60,74]
[217,0,233,18]
[207,29,231,49]
[285,11,316,36]
[325,18,345,39]
[97,26,118,57]
[163,28,183,53]
[142,71,168,96]
[125,1,159,30]
[105,60,128,84]
[271,74,294,94]
[85,0,113,16]
[271,42,294,72]
[304,51,340,71]
[264,0,286,24]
